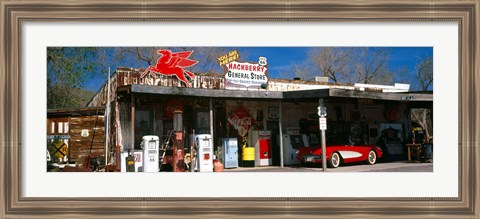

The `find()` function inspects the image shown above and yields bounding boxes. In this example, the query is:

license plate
[306,157,314,162]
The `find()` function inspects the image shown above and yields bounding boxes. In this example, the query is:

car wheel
[328,152,341,168]
[367,150,377,165]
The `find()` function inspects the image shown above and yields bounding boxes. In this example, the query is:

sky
[83,47,433,93]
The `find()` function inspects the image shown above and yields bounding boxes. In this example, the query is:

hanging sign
[140,50,198,88]
[228,105,256,137]
[224,60,268,89]
[319,117,327,130]
[218,50,240,66]
[47,135,70,140]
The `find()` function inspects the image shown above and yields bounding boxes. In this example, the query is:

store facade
[87,67,432,171]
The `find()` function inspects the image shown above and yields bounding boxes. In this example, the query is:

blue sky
[83,47,433,92]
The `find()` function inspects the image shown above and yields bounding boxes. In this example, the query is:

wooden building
[47,107,105,164]
[87,67,432,169]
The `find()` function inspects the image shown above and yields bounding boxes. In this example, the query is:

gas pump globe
[173,110,183,131]
[172,110,185,172]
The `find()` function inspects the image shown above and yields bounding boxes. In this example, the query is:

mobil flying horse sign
[141,50,198,87]
[224,57,269,90]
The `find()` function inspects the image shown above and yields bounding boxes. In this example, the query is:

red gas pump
[173,110,185,172]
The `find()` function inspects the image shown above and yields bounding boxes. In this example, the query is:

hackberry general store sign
[224,60,268,89]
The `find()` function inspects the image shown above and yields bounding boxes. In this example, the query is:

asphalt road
[223,161,433,172]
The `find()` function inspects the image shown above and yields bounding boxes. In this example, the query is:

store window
[193,110,210,134]
[58,122,63,133]
[135,108,153,149]
[64,122,69,133]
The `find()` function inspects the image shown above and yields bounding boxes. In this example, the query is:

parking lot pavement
[222,161,433,172]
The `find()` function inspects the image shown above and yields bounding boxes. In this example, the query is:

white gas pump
[195,134,213,172]
[141,135,160,172]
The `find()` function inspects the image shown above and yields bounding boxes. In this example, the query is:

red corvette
[296,144,383,168]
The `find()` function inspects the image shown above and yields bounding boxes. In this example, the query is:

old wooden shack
[47,107,105,163]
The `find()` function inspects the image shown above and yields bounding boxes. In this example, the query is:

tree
[309,47,352,83]
[415,55,433,91]
[352,48,393,84]
[47,47,100,109]
[47,47,231,109]
[410,55,434,140]
[284,47,394,85]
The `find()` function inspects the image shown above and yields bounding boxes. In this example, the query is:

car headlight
[295,150,299,155]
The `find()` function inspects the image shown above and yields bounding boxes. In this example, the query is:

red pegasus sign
[141,50,198,87]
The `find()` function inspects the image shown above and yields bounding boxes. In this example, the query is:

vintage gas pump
[173,110,185,172]
[195,134,213,172]
[141,135,160,172]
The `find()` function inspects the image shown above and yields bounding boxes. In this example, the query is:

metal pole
[321,124,327,172]
[278,101,284,168]
[105,67,110,166]
[190,129,195,172]
[209,98,214,159]
[319,98,327,172]
[131,93,135,171]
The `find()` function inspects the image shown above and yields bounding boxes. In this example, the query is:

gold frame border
[1,0,478,218]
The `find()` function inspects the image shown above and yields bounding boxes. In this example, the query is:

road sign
[48,140,68,158]
[319,117,327,130]
[47,135,70,140]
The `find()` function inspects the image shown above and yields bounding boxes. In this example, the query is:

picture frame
[1,0,479,218]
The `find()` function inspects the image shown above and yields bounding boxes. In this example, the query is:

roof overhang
[284,88,432,102]
[47,107,106,118]
[119,84,284,99]
[119,85,432,102]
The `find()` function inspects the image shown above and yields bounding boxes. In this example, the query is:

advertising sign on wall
[228,105,255,137]
[224,60,268,89]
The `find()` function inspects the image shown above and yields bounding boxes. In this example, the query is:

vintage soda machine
[281,127,308,165]
[220,138,238,169]
[140,135,160,172]
[251,131,272,166]
[194,134,213,172]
